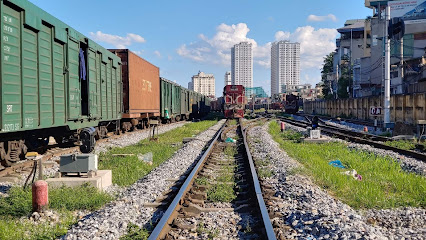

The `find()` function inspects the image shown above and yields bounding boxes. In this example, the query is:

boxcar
[109,49,160,131]
[211,97,224,112]
[0,0,122,165]
[223,85,245,118]
[160,77,187,122]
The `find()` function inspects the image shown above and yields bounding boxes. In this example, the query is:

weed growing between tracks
[269,121,426,209]
[99,119,219,186]
[207,158,237,203]
[0,184,112,240]
[120,223,149,240]
[197,144,238,203]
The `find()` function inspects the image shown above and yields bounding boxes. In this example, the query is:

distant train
[223,85,245,118]
[285,94,300,114]
[0,0,210,167]
[210,97,224,112]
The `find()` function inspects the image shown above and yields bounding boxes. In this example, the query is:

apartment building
[271,41,301,95]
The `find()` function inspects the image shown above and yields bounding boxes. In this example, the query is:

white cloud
[154,50,162,58]
[307,14,337,22]
[177,23,270,67]
[177,23,338,86]
[89,31,146,48]
[133,50,144,56]
[275,26,338,69]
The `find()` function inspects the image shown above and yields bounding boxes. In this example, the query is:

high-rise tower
[231,42,253,88]
[271,41,300,94]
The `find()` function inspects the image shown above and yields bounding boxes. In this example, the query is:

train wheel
[0,141,25,167]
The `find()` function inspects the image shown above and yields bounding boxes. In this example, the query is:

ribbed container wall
[109,49,160,119]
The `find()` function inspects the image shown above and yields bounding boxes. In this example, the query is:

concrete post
[280,122,285,132]
[384,5,391,125]
[32,180,48,212]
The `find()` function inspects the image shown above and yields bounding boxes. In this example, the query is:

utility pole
[384,5,391,125]
[335,64,339,99]
[400,38,404,79]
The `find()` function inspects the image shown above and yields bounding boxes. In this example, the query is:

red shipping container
[109,49,160,119]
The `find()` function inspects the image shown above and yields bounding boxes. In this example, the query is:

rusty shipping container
[109,49,160,119]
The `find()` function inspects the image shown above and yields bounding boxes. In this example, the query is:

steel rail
[279,117,426,162]
[240,118,277,240]
[148,121,226,240]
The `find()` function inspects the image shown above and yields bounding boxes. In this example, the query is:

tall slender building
[224,71,231,86]
[231,42,253,88]
[189,71,215,97]
[271,40,300,95]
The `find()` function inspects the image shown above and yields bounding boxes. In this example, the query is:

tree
[337,63,351,99]
[320,52,334,99]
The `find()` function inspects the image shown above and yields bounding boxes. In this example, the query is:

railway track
[278,116,426,162]
[0,122,181,181]
[147,119,276,240]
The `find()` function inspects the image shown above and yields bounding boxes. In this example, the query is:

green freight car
[0,0,122,166]
[160,77,191,122]
[160,77,211,122]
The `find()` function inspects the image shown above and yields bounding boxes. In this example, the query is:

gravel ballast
[63,120,225,240]
[247,121,425,239]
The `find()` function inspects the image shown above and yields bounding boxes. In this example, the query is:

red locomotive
[223,85,245,118]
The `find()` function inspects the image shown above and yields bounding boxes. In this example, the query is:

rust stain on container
[109,49,160,118]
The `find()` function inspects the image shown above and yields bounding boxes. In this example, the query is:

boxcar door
[66,33,80,120]
[87,47,99,119]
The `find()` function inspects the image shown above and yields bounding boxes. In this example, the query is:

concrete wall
[304,93,426,125]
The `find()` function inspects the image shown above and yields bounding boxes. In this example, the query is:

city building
[189,71,215,97]
[328,1,426,98]
[245,87,268,98]
[285,84,322,100]
[271,40,300,95]
[356,0,426,96]
[231,42,253,88]
[224,71,232,86]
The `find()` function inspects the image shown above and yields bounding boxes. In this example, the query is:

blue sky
[30,0,371,97]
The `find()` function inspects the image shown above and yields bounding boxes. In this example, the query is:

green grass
[207,183,236,202]
[0,184,113,217]
[0,184,112,240]
[207,162,237,202]
[384,140,416,151]
[280,129,303,141]
[120,223,149,240]
[228,119,237,126]
[258,168,273,179]
[196,221,219,240]
[0,211,77,240]
[224,145,237,158]
[204,144,238,203]
[269,121,426,209]
[379,131,392,137]
[99,120,219,186]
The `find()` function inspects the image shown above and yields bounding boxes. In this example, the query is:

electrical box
[60,154,98,174]
[310,130,321,139]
